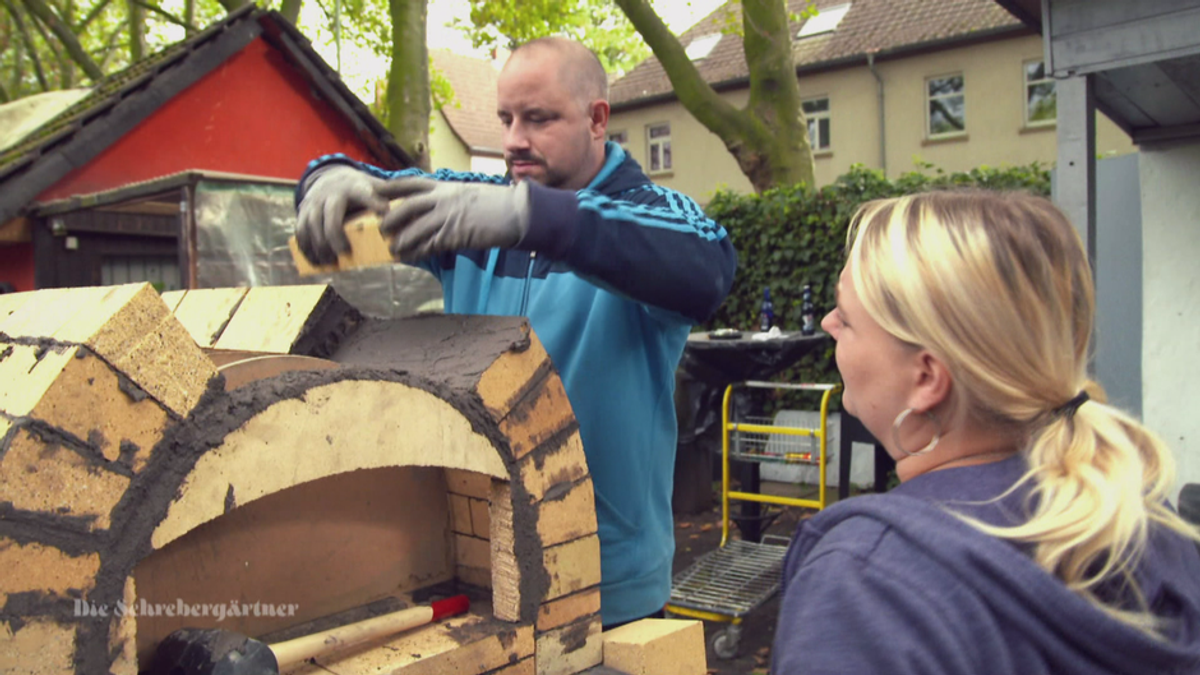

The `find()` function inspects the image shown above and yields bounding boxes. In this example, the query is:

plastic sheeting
[192,180,442,318]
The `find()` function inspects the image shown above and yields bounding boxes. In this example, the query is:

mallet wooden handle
[269,595,469,668]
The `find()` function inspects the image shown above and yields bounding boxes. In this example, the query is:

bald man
[294,37,737,628]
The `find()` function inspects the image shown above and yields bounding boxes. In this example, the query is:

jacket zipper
[519,251,537,315]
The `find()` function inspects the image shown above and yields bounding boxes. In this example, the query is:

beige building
[608,0,1135,202]
[428,49,507,174]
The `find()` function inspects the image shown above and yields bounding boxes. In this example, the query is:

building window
[685,34,721,61]
[803,97,830,151]
[1025,60,1056,126]
[647,123,672,173]
[927,74,965,137]
[797,3,851,39]
[608,130,628,146]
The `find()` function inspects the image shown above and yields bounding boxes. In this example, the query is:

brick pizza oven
[0,283,608,675]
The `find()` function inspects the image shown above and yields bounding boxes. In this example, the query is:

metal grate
[668,538,789,618]
[729,414,821,465]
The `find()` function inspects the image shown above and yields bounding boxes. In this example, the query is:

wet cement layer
[289,286,364,359]
[331,314,531,392]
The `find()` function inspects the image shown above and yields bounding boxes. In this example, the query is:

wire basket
[729,411,821,464]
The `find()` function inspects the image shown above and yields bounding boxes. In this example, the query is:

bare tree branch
[4,0,51,91]
[6,11,25,96]
[129,0,198,31]
[97,18,129,71]
[0,12,10,55]
[23,0,71,87]
[76,0,114,32]
[309,0,333,24]
[612,0,744,138]
[19,0,104,80]
[930,98,965,131]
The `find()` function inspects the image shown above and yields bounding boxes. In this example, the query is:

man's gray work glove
[378,178,532,262]
[295,165,390,265]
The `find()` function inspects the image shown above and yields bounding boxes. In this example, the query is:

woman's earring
[891,408,940,457]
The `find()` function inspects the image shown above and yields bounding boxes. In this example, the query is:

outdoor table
[674,330,829,540]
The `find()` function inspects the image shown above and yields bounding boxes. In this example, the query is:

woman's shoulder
[789,490,1033,581]
[788,493,985,574]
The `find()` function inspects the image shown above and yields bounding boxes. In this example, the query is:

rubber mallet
[151,595,469,675]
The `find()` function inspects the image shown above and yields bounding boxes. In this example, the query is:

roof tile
[432,50,504,154]
[610,0,1023,106]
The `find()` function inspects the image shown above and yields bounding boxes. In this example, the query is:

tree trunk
[385,0,430,170]
[20,0,103,81]
[613,0,813,192]
[184,0,194,33]
[739,0,813,191]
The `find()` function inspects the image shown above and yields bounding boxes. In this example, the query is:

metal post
[1055,73,1098,375]
[867,51,886,176]
[1055,74,1097,269]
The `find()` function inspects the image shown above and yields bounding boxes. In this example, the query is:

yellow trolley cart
[665,381,841,659]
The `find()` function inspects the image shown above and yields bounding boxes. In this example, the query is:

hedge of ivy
[701,162,1051,411]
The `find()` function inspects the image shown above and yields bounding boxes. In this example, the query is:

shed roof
[0,6,411,224]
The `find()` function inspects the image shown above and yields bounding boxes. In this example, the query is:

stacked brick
[0,284,218,674]
[0,283,608,675]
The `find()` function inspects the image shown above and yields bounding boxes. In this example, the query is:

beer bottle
[759,287,774,332]
[801,284,816,336]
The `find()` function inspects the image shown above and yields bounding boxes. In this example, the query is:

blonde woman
[771,191,1200,674]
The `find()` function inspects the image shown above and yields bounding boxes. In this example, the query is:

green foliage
[787,1,817,30]
[701,161,1051,411]
[429,58,455,111]
[453,0,649,75]
[307,0,390,63]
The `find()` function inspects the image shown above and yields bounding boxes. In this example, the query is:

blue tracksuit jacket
[298,142,738,625]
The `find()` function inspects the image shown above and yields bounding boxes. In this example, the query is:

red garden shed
[0,6,412,294]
